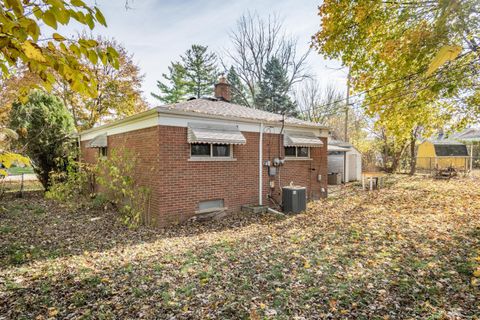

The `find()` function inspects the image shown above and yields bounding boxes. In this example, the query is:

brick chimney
[214,76,231,102]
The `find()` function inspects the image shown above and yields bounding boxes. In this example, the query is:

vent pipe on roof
[214,76,231,102]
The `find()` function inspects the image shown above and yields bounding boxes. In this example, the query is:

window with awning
[283,131,324,148]
[87,133,107,148]
[187,123,246,145]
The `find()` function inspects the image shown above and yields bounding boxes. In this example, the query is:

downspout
[259,122,264,205]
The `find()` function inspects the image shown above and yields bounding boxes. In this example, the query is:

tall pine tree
[255,58,297,115]
[226,66,248,106]
[181,45,219,98]
[151,62,188,104]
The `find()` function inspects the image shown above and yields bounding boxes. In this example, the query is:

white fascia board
[80,110,159,141]
[79,108,329,141]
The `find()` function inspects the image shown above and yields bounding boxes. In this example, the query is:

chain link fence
[398,157,480,174]
[0,171,43,198]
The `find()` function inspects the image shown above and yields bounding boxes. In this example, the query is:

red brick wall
[81,125,328,226]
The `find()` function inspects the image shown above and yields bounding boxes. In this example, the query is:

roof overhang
[79,108,158,136]
[328,145,350,152]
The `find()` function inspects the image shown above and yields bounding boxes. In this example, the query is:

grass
[0,178,44,193]
[0,175,479,319]
[6,166,34,175]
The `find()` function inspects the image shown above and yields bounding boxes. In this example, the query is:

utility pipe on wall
[259,122,264,205]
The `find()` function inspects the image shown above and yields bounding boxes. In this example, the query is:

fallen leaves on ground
[0,175,479,319]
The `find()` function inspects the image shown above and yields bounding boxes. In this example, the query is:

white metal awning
[328,145,350,152]
[187,123,246,145]
[87,133,107,148]
[284,131,324,148]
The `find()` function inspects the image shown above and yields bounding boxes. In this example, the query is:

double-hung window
[188,122,246,160]
[283,131,324,159]
[284,146,310,158]
[191,143,232,158]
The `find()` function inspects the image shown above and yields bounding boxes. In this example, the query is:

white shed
[327,140,362,183]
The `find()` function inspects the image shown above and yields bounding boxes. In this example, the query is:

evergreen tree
[10,91,75,189]
[226,66,248,106]
[181,45,219,98]
[255,58,297,115]
[151,62,188,104]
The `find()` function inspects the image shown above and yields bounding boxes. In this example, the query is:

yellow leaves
[0,153,31,174]
[52,33,66,42]
[473,268,480,278]
[426,45,462,75]
[471,278,479,287]
[303,260,311,269]
[22,41,46,62]
[71,0,86,7]
[95,7,107,27]
[43,10,58,29]
[5,0,23,16]
[47,307,58,317]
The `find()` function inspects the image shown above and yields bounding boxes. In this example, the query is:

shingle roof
[328,139,353,148]
[434,144,469,157]
[452,128,480,142]
[429,139,464,145]
[157,98,325,128]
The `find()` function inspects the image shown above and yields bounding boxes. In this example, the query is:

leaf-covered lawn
[1,175,479,319]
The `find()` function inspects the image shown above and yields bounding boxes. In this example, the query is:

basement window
[285,146,310,158]
[198,199,225,211]
[191,143,232,158]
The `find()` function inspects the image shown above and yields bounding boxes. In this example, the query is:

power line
[301,55,478,117]
[303,52,477,114]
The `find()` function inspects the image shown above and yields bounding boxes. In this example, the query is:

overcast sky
[60,0,347,106]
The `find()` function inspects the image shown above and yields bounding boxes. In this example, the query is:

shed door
[328,154,344,175]
[348,154,358,181]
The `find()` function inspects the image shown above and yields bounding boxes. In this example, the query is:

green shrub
[45,160,95,205]
[46,150,150,227]
[96,149,151,228]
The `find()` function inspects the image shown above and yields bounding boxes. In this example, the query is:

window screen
[297,147,309,157]
[212,144,230,157]
[284,147,296,157]
[191,144,210,156]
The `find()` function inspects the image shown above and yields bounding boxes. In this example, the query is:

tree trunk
[409,133,417,175]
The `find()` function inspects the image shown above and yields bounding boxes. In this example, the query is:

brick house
[80,80,329,226]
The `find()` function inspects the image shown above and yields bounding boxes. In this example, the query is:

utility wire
[301,52,477,114]
[301,55,478,118]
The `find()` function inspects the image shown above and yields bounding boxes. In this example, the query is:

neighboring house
[417,140,470,171]
[80,79,329,226]
[327,140,362,183]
